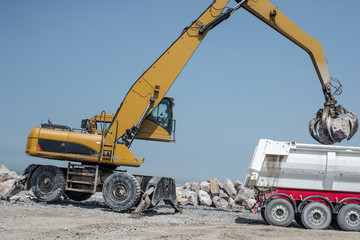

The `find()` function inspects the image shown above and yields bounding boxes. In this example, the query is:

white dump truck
[245,139,360,231]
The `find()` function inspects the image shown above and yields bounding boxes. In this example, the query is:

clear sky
[1,0,360,184]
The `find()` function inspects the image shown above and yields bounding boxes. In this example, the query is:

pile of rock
[0,165,19,196]
[176,178,257,210]
[0,165,34,202]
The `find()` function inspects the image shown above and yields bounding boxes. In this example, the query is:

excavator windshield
[146,98,174,134]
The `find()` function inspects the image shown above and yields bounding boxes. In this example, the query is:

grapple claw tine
[308,110,322,144]
[336,105,359,140]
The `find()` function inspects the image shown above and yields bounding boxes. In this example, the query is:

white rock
[223,178,237,199]
[177,198,189,206]
[213,178,223,189]
[234,187,256,204]
[199,181,210,193]
[184,182,192,190]
[234,180,243,191]
[182,189,198,206]
[243,198,257,210]
[197,190,212,207]
[212,196,229,209]
[219,190,229,201]
[0,179,15,196]
[190,182,199,192]
[176,186,184,200]
[209,180,220,196]
[0,165,9,175]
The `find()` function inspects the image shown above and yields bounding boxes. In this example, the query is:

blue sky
[1,0,360,183]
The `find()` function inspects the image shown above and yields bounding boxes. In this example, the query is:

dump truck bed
[245,139,360,193]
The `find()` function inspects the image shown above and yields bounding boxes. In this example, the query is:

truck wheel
[102,172,141,212]
[337,203,360,231]
[31,165,65,202]
[264,198,294,227]
[64,190,93,201]
[301,202,331,230]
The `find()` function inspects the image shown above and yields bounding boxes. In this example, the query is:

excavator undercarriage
[1,163,181,217]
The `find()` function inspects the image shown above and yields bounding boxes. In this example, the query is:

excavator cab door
[147,98,174,134]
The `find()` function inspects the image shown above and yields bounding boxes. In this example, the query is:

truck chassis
[257,188,360,231]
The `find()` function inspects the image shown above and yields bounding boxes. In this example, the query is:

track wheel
[264,198,294,227]
[31,165,65,202]
[65,191,93,201]
[102,172,141,212]
[301,202,331,230]
[337,203,360,231]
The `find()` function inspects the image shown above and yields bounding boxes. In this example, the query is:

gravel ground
[1,192,359,240]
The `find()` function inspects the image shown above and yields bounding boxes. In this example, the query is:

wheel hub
[345,210,360,227]
[112,183,128,200]
[271,204,288,221]
[39,174,54,193]
[309,209,325,225]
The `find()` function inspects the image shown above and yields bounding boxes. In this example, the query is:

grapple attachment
[309,104,358,145]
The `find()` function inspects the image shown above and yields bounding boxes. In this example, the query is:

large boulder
[209,180,220,196]
[223,178,237,199]
[234,180,243,191]
[219,190,229,201]
[190,182,199,192]
[198,190,212,207]
[234,187,257,210]
[0,165,9,175]
[0,179,15,196]
[212,196,229,209]
[182,189,198,206]
[177,198,189,206]
[199,181,210,193]
[176,186,184,200]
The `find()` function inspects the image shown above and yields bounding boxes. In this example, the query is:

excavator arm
[102,0,230,151]
[233,0,358,144]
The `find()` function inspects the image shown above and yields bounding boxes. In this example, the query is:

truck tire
[295,213,305,228]
[31,165,65,202]
[260,207,269,224]
[337,203,360,231]
[64,190,93,202]
[301,202,331,230]
[102,172,141,212]
[264,198,294,227]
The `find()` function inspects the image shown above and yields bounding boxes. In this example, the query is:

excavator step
[66,180,95,185]
[65,163,98,193]
[67,172,96,177]
[65,188,94,194]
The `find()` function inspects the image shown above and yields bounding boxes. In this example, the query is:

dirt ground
[1,194,359,240]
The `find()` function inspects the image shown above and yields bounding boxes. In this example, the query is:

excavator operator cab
[147,97,174,135]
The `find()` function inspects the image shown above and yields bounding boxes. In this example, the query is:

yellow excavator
[6,0,357,216]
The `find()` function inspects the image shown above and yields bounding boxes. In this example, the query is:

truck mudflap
[131,176,182,218]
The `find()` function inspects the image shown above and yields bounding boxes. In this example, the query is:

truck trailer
[245,139,360,231]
